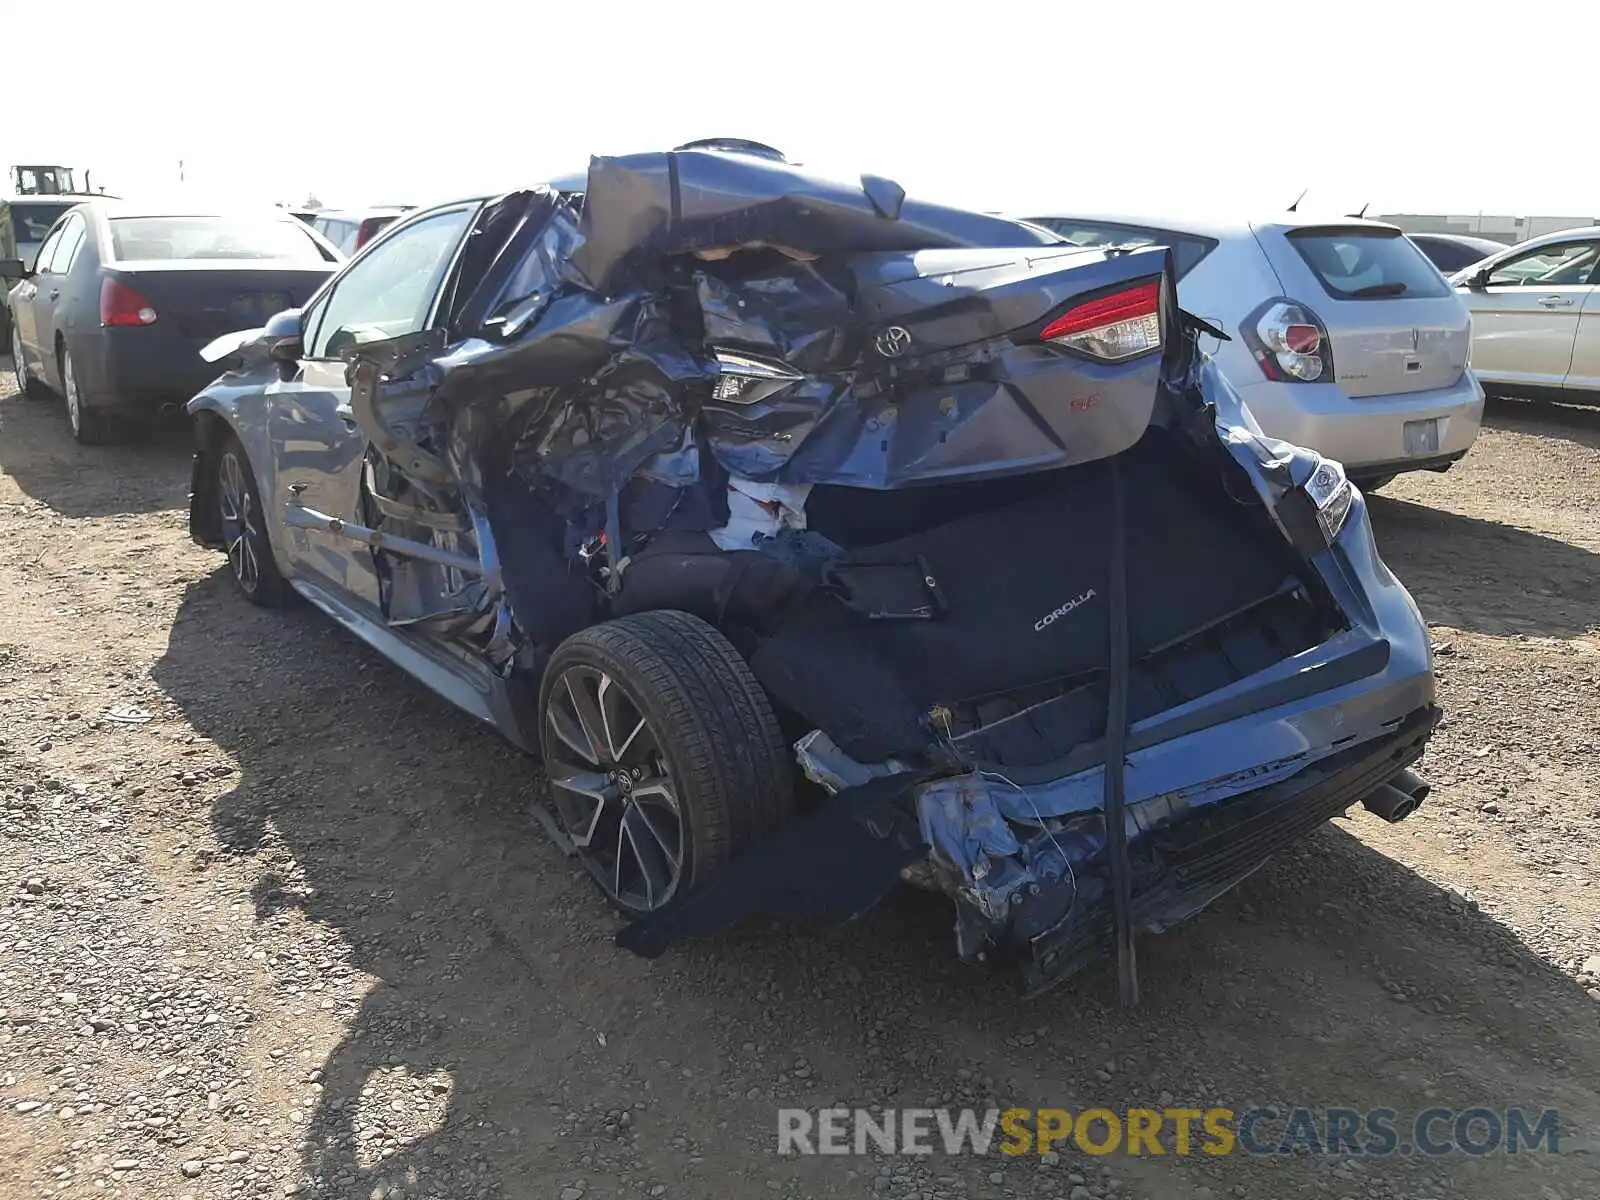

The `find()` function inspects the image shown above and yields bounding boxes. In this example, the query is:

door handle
[47,289,59,301]
[1538,296,1574,308]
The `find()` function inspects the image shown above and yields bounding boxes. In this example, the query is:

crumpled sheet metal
[916,773,1027,921]
[694,262,854,374]
[1185,356,1323,514]
[510,336,705,498]
[372,147,1163,516]
[568,148,1055,293]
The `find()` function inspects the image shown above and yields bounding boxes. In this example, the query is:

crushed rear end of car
[333,148,1440,995]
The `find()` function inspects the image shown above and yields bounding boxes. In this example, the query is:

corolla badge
[875,326,913,358]
[1034,588,1097,632]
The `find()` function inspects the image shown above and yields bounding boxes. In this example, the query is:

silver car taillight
[1244,299,1334,383]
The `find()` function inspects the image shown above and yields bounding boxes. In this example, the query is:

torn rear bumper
[616,703,1439,992]
[1014,703,1438,992]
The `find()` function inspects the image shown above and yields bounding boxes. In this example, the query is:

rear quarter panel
[1174,235,1286,389]
[1569,288,1600,392]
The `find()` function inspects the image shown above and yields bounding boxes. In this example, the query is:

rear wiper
[1347,281,1408,298]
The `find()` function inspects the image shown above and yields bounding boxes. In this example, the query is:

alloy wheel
[217,448,262,596]
[61,350,81,435]
[544,665,685,913]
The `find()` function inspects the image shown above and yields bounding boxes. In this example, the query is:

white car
[1450,227,1600,403]
[1024,212,1485,488]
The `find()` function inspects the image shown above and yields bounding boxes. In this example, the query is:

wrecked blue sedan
[186,142,1437,1000]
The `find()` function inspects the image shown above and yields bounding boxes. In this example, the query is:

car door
[35,213,87,385]
[1561,260,1600,395]
[12,221,66,367]
[1462,238,1600,388]
[265,204,480,611]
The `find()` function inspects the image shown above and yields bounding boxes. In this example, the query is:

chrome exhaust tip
[1361,769,1430,823]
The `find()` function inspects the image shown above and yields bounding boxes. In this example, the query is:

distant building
[1378,213,1598,245]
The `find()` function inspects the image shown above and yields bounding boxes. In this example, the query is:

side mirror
[1463,268,1490,290]
[264,308,305,363]
[0,258,25,280]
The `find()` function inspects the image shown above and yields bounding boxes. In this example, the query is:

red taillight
[99,278,158,327]
[1039,280,1162,361]
[354,217,389,250]
[1284,323,1322,354]
[1245,299,1333,383]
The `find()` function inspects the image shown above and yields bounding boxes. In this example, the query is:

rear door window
[30,224,66,274]
[46,213,87,274]
[1029,219,1217,279]
[315,218,356,254]
[1483,241,1600,287]
[1286,228,1451,299]
[305,207,475,359]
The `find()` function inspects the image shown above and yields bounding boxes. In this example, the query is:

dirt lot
[1,369,1597,1200]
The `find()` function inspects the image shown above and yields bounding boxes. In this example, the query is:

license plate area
[230,291,291,323]
[1403,418,1440,456]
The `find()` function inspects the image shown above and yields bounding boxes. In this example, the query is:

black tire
[10,320,45,399]
[538,609,794,917]
[1353,473,1397,493]
[215,433,291,607]
[59,345,128,445]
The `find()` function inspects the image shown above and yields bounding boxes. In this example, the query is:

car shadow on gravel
[152,571,1600,1200]
[0,380,193,517]
[1485,394,1600,450]
[1368,495,1599,639]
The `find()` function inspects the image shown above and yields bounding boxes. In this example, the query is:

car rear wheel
[216,433,291,607]
[539,610,794,918]
[59,347,124,445]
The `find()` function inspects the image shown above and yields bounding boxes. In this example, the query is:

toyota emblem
[875,326,913,358]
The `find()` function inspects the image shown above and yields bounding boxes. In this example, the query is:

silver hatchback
[1025,212,1485,488]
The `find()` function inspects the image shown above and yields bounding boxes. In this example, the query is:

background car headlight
[1305,455,1354,542]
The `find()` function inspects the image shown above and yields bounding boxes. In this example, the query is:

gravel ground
[1,370,1598,1200]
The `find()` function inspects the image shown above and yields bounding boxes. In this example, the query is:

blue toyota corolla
[183,143,1438,998]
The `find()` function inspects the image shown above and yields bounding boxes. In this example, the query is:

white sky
[17,0,1600,220]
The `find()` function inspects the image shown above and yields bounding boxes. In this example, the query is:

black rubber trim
[1103,455,1138,1006]
[1348,449,1468,479]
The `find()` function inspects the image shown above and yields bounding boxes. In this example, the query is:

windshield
[10,203,72,247]
[108,215,330,263]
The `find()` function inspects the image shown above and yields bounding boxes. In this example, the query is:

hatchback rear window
[109,216,333,263]
[1287,228,1450,300]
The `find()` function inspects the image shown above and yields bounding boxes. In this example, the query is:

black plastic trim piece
[1103,454,1137,1006]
